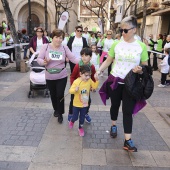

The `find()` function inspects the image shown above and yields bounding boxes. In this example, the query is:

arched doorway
[27,14,40,35]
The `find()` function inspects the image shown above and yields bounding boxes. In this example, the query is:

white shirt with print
[36,38,43,52]
[72,37,83,59]
[82,33,90,44]
[103,39,114,52]
[109,40,148,79]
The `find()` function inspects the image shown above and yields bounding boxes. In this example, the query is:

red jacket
[70,64,96,85]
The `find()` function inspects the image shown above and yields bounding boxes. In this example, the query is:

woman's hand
[44,58,50,65]
[94,70,100,80]
[132,66,143,74]
[66,57,69,63]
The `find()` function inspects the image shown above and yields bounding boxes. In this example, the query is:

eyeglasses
[119,27,134,34]
[36,31,43,33]
[77,30,83,32]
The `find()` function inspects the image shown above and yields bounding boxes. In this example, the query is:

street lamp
[56,3,61,27]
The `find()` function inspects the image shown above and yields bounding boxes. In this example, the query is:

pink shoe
[78,128,84,136]
[69,121,74,129]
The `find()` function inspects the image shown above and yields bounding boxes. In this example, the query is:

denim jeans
[71,106,88,128]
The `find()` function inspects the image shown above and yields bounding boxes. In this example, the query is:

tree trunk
[141,0,148,41]
[44,0,48,31]
[1,0,21,71]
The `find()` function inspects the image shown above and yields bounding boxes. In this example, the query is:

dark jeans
[69,61,76,73]
[46,77,67,115]
[71,106,88,128]
[69,94,91,115]
[107,83,136,134]
[161,73,168,85]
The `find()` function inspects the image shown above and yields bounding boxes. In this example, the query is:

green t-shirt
[156,39,163,52]
[108,40,148,79]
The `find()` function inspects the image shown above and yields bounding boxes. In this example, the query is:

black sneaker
[123,139,137,152]
[53,111,59,117]
[110,125,117,138]
[58,114,63,123]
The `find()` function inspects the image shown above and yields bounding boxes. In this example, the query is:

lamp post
[56,3,61,28]
[44,0,48,31]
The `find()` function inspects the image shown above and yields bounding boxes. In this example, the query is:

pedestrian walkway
[0,64,169,170]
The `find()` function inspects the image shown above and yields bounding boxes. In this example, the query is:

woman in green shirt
[151,34,163,71]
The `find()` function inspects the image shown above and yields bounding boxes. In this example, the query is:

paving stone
[0,161,29,170]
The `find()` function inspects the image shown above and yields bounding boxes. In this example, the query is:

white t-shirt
[62,37,68,46]
[91,52,100,70]
[109,40,148,79]
[102,39,114,52]
[82,33,90,44]
[36,38,43,52]
[160,55,170,73]
[72,37,83,59]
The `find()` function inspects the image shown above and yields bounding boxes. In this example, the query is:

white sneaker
[158,84,165,88]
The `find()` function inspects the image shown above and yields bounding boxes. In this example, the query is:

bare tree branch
[123,0,135,18]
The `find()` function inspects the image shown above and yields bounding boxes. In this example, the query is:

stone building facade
[0,0,79,34]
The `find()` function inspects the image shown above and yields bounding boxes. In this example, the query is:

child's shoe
[78,128,84,136]
[158,84,165,88]
[69,121,74,129]
[68,114,73,122]
[85,114,91,123]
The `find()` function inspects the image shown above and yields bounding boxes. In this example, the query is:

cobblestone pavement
[0,64,169,170]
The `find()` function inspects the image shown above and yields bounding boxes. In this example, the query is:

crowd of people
[0,15,170,152]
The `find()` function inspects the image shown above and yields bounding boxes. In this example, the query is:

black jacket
[124,66,154,101]
[67,36,88,51]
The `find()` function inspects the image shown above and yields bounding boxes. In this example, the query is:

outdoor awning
[151,7,170,16]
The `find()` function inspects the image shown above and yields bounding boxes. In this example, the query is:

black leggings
[107,83,136,133]
[69,61,76,73]
[46,77,67,115]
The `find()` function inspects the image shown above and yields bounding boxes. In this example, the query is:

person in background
[0,26,7,54]
[69,65,99,136]
[82,27,91,45]
[2,19,8,31]
[162,33,167,49]
[44,30,51,42]
[150,34,163,71]
[62,32,69,46]
[21,29,30,59]
[6,30,15,63]
[158,48,170,87]
[91,44,100,71]
[29,27,49,56]
[88,32,97,46]
[37,29,79,123]
[67,26,88,73]
[95,15,148,152]
[144,34,156,67]
[97,30,114,76]
[115,34,121,41]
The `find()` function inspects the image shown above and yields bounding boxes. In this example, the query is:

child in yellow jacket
[69,65,99,136]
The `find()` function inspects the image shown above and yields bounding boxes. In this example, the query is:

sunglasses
[77,30,83,32]
[119,27,134,34]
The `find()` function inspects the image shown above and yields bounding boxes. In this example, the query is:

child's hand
[75,86,79,92]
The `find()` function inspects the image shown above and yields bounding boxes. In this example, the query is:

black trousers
[107,83,136,134]
[69,61,76,73]
[148,51,151,67]
[152,51,159,70]
[161,73,168,85]
[46,77,67,115]
[69,94,91,115]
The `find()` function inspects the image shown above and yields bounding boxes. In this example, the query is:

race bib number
[49,51,63,60]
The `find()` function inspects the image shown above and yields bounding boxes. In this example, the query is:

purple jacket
[29,36,49,53]
[99,74,146,115]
